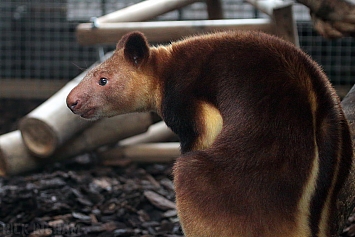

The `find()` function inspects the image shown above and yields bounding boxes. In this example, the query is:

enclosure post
[247,0,299,46]
[272,4,300,47]
[206,0,224,19]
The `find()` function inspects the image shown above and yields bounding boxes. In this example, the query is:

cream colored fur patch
[194,102,223,150]
[296,145,319,237]
[318,144,341,237]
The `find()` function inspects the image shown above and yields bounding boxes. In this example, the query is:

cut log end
[19,117,58,158]
[0,131,39,176]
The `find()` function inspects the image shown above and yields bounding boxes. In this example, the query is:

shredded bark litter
[0,155,182,237]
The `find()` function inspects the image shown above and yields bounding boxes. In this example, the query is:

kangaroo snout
[68,99,79,112]
[66,92,81,113]
[66,95,80,113]
[66,91,99,120]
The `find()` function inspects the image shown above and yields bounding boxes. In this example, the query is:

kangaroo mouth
[80,108,97,120]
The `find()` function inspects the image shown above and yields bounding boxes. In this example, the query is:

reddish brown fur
[67,31,353,237]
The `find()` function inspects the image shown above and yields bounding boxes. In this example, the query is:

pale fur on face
[67,48,162,120]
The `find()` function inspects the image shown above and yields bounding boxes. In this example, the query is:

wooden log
[52,113,152,159]
[101,143,180,166]
[92,0,200,24]
[119,121,178,146]
[0,131,38,176]
[0,113,151,176]
[18,53,113,158]
[76,19,274,45]
[336,85,355,235]
[0,79,67,99]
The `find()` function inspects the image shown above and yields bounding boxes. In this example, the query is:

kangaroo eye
[99,77,108,86]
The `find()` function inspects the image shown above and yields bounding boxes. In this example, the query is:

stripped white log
[0,113,152,176]
[101,142,180,165]
[76,19,273,45]
[0,131,38,176]
[91,0,200,24]
[119,121,178,146]
[52,113,152,159]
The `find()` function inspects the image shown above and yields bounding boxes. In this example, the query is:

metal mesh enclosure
[0,0,354,90]
[1,0,97,80]
[298,22,355,86]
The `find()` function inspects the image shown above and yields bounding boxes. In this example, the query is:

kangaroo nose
[69,100,79,110]
[66,95,81,112]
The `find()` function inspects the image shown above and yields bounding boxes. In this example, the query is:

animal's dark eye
[99,77,108,86]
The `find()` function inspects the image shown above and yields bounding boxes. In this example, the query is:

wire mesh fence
[0,0,354,92]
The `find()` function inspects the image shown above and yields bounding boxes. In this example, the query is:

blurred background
[1,0,354,85]
[0,0,354,134]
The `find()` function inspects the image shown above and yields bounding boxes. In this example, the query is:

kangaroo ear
[117,32,150,67]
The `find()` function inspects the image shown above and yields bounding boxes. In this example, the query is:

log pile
[0,109,179,177]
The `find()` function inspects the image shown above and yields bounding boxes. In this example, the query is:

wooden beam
[0,79,67,99]
[0,53,114,100]
[76,19,274,45]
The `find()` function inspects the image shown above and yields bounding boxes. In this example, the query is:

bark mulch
[0,156,182,237]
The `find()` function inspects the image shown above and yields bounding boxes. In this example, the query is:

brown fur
[67,31,353,237]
